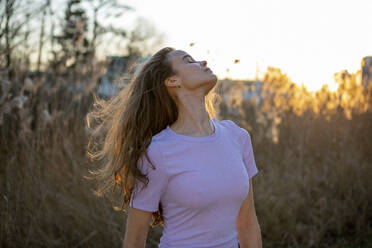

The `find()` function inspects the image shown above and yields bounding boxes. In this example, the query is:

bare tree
[53,0,91,73]
[36,0,51,72]
[125,17,166,58]
[0,0,44,79]
[3,0,18,76]
[85,0,134,56]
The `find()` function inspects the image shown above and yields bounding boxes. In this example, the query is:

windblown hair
[86,47,220,227]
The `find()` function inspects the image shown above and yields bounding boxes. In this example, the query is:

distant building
[97,55,150,99]
[362,56,372,89]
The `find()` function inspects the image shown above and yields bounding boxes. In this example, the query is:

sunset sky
[122,0,372,92]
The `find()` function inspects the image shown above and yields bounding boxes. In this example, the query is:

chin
[209,74,218,85]
[204,76,218,93]
[195,74,218,92]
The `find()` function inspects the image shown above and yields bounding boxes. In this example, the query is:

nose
[200,60,207,67]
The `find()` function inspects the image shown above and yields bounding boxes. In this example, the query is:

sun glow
[123,0,371,93]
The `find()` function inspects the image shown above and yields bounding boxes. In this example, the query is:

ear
[165,76,180,88]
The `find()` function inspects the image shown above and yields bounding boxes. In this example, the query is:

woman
[86,47,262,248]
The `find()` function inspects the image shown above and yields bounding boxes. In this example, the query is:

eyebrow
[182,54,193,61]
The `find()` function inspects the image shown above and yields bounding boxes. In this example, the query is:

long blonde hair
[86,47,220,227]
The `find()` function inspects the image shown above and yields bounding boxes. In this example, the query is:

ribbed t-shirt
[129,118,259,248]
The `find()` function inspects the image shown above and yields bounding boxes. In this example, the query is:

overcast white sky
[122,0,372,91]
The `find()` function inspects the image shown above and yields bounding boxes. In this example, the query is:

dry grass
[251,109,372,247]
[0,64,371,248]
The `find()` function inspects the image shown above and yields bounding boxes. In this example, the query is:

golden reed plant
[222,67,372,247]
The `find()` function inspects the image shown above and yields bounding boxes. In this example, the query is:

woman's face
[165,50,217,92]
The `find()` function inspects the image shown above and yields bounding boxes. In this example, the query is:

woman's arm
[236,179,262,248]
[122,207,153,248]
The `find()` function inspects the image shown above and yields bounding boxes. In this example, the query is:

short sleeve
[239,127,259,179]
[129,151,168,212]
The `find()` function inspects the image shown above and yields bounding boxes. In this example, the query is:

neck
[170,94,214,137]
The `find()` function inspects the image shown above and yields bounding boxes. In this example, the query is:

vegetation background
[1,0,371,247]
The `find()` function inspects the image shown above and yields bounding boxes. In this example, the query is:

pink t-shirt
[129,118,259,248]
